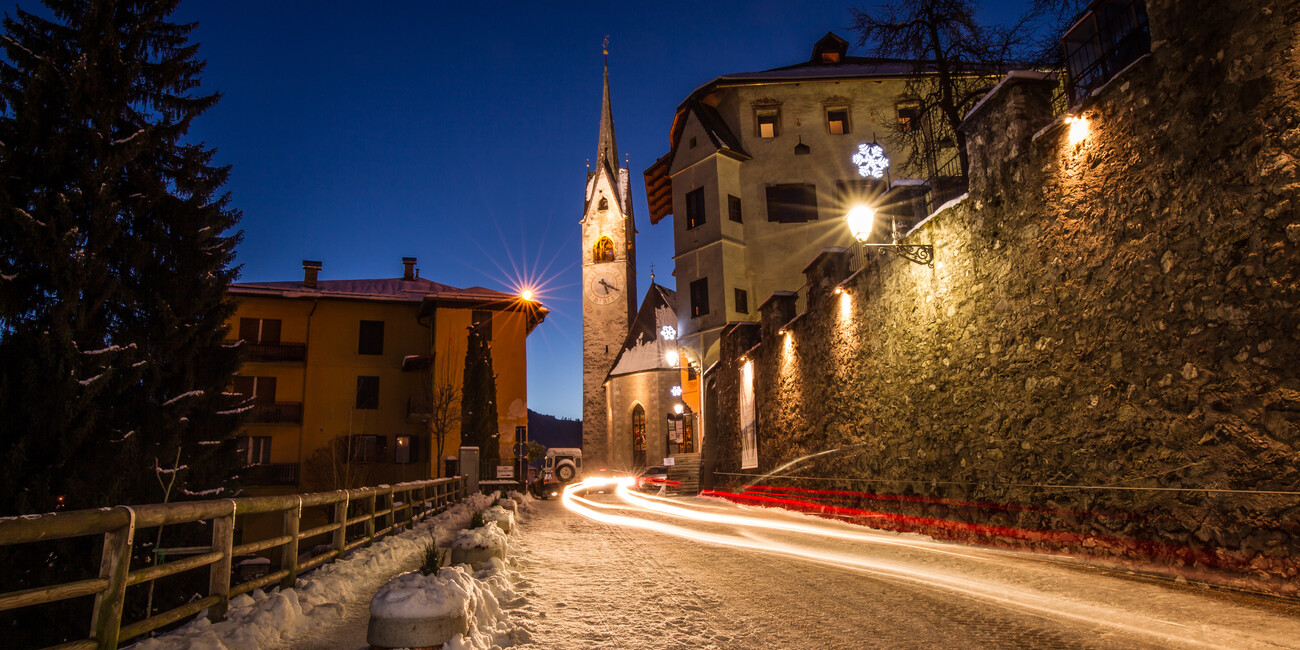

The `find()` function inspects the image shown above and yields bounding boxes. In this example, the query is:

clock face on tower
[587,270,623,305]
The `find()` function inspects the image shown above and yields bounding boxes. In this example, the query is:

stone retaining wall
[704,0,1300,593]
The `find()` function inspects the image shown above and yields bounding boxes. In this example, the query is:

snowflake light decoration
[852,142,889,179]
[670,385,683,397]
[660,325,677,341]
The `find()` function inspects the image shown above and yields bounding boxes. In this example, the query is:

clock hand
[600,279,613,291]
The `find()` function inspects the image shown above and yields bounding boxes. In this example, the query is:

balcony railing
[1063,0,1151,106]
[243,462,300,486]
[925,153,967,215]
[241,341,307,362]
[251,402,303,424]
[407,395,431,424]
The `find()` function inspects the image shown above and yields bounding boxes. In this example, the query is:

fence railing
[1063,0,1151,106]
[250,401,303,424]
[0,476,466,650]
[240,341,307,363]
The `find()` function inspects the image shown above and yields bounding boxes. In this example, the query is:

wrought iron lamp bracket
[862,243,935,265]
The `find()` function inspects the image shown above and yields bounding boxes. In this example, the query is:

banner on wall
[740,361,758,469]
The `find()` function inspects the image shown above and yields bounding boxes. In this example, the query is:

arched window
[598,197,609,211]
[593,236,615,263]
[631,404,646,467]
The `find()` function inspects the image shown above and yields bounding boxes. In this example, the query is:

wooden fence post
[280,496,301,590]
[365,491,376,546]
[91,506,134,650]
[208,500,236,622]
[332,491,349,557]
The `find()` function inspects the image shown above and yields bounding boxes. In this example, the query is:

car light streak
[559,478,1235,648]
[559,475,1227,647]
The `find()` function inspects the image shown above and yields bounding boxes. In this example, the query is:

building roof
[230,276,511,304]
[604,283,680,383]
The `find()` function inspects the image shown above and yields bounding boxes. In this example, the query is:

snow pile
[451,521,508,553]
[371,551,522,649]
[481,505,514,533]
[127,490,494,650]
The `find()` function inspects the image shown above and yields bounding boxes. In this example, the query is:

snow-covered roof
[230,277,513,305]
[605,284,680,383]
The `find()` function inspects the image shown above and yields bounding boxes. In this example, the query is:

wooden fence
[0,476,466,649]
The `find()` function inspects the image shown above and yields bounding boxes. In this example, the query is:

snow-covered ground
[127,491,510,650]
[130,486,1300,649]
[505,487,1300,649]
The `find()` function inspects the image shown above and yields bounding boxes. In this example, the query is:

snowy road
[507,489,1300,649]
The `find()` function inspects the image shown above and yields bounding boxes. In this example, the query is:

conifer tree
[0,0,244,515]
[460,324,500,470]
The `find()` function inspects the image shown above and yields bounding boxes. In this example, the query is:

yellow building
[227,257,546,492]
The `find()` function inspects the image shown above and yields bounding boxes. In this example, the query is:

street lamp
[846,203,934,265]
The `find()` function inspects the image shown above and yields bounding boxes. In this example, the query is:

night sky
[165,0,1030,419]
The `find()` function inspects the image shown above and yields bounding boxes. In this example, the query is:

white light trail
[559,477,1242,648]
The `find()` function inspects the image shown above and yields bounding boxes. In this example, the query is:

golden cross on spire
[602,35,609,57]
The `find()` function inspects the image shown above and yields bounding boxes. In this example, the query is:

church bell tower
[581,45,637,467]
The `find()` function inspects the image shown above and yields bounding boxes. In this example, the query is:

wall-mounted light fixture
[673,404,684,415]
[846,204,934,265]
[1066,115,1089,145]
[665,350,679,366]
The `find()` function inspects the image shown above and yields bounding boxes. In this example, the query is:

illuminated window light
[1066,115,1089,145]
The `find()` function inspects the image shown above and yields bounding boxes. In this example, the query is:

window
[593,236,615,263]
[755,108,780,138]
[233,375,276,404]
[352,435,386,463]
[689,136,697,148]
[472,310,492,342]
[728,195,742,223]
[631,404,646,466]
[735,288,749,314]
[689,278,709,318]
[826,108,850,135]
[598,196,608,211]
[237,436,271,466]
[395,435,418,464]
[766,184,819,223]
[897,101,920,133]
[685,187,706,229]
[687,365,698,381]
[355,376,379,410]
[238,318,281,344]
[358,320,384,355]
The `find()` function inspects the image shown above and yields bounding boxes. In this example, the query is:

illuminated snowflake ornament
[660,325,677,341]
[670,385,683,397]
[852,142,889,179]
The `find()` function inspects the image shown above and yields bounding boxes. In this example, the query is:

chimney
[302,260,322,288]
[402,256,417,281]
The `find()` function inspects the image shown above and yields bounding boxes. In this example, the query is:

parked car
[636,465,669,491]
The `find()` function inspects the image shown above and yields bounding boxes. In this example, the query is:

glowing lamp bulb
[666,350,679,366]
[674,404,684,414]
[521,289,534,301]
[846,205,875,242]
[1067,116,1089,145]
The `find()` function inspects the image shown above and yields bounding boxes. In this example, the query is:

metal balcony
[250,402,303,424]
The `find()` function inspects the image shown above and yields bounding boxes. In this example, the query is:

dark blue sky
[168,0,1030,419]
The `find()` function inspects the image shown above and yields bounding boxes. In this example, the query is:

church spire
[596,36,620,176]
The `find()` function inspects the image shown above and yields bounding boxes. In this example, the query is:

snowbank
[127,489,499,650]
[370,548,521,649]
[481,505,515,534]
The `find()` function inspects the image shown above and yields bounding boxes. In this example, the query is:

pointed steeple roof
[595,45,620,178]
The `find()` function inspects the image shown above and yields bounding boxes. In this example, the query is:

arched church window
[598,196,609,211]
[631,404,646,467]
[593,236,615,263]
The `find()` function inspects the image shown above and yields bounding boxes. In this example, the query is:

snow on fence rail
[0,476,467,650]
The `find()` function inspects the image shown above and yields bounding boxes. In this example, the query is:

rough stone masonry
[705,0,1300,594]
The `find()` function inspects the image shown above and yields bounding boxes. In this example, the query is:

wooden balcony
[251,402,303,424]
[242,463,300,486]
[240,341,307,362]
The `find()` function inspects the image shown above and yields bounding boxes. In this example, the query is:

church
[581,50,702,475]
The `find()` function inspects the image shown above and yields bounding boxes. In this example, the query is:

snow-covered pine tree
[0,0,243,515]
